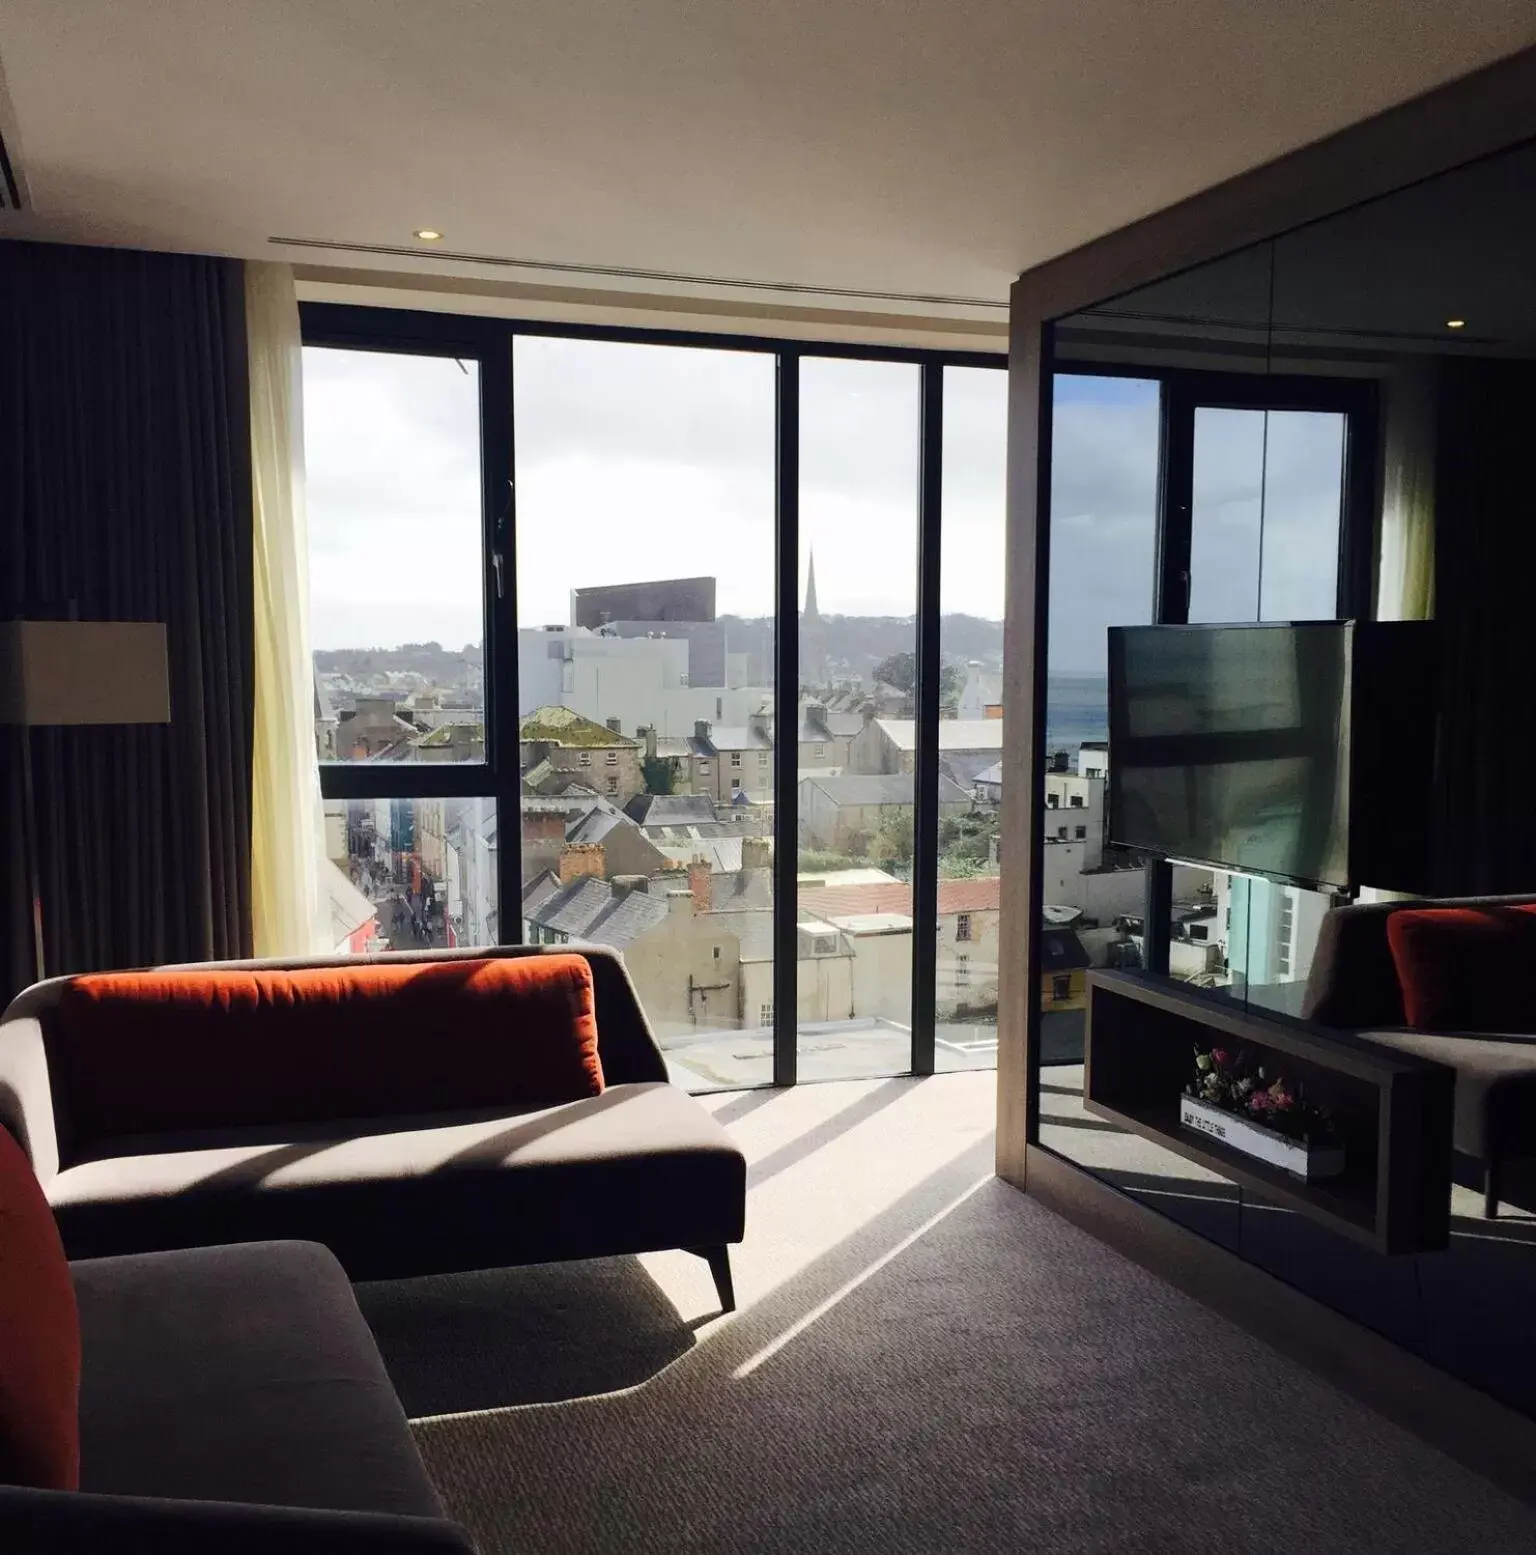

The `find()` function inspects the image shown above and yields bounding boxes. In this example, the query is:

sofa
[0,945,746,1309]
[0,1120,475,1552]
[1303,894,1536,1217]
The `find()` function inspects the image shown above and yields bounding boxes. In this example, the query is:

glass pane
[935,365,1007,1073]
[304,349,486,763]
[796,357,920,1080]
[1039,374,1162,1068]
[512,337,776,1092]
[1189,407,1345,624]
[322,797,497,952]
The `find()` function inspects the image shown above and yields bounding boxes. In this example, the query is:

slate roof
[521,872,672,950]
[1040,926,1092,973]
[702,724,773,752]
[799,773,970,808]
[972,761,1004,788]
[872,719,1005,753]
[625,792,718,827]
[941,751,1003,790]
[702,907,775,961]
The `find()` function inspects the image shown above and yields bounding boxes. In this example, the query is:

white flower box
[1179,1094,1345,1181]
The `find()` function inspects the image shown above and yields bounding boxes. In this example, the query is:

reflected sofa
[1303,894,1536,1217]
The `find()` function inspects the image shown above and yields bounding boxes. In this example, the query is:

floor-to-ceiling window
[300,308,1004,1091]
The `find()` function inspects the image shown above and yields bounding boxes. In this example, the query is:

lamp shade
[0,621,171,727]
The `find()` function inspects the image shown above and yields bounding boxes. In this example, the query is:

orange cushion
[0,1126,80,1490]
[46,954,604,1152]
[1385,906,1536,1031]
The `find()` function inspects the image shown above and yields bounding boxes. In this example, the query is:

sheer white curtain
[1376,362,1436,623]
[247,261,328,955]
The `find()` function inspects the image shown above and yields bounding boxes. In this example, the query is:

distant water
[1045,675,1108,755]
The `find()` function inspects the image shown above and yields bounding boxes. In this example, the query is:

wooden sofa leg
[688,1245,736,1313]
[1485,1158,1501,1220]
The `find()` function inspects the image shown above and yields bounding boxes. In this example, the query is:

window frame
[300,300,1004,1090]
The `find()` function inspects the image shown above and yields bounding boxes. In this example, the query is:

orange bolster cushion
[47,954,604,1148]
[0,1126,81,1490]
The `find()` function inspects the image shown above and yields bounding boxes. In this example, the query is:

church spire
[803,551,820,623]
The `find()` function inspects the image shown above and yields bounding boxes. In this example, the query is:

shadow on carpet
[356,1257,696,1417]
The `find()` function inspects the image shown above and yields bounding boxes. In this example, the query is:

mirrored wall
[1034,136,1536,1417]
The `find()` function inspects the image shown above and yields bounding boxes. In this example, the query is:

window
[303,307,1003,1096]
[1052,974,1072,1003]
[956,954,970,987]
[956,912,972,942]
[759,1003,774,1027]
[304,349,485,767]
[800,355,922,1081]
[1075,825,1087,840]
[1057,825,1068,840]
[1046,793,1059,808]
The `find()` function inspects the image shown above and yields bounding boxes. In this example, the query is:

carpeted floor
[356,1073,1536,1553]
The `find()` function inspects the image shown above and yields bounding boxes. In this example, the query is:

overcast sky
[304,347,1344,671]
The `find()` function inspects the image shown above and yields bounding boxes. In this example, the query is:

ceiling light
[1445,318,1466,329]
[413,228,443,243]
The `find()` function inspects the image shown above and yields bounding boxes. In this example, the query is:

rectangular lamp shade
[0,620,171,727]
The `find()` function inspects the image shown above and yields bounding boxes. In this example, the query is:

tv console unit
[1082,969,1454,1255]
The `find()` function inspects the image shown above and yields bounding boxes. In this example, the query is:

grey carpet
[359,1075,1536,1553]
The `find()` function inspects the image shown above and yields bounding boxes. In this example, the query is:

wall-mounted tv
[1107,622,1437,893]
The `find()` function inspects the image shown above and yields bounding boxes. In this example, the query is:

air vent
[268,235,1007,312]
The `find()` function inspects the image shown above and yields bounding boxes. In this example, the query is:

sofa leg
[1485,1159,1501,1220]
[689,1244,736,1313]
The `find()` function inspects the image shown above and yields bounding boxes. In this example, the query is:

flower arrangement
[1187,1044,1338,1147]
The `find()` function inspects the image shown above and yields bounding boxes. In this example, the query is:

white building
[518,626,772,737]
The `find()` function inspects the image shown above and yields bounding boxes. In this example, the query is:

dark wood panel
[1083,970,1452,1254]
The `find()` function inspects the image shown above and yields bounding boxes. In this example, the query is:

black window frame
[299,301,1004,1089]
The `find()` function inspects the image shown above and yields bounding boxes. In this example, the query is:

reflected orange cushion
[1385,906,1536,1031]
[0,1126,80,1490]
[47,954,604,1151]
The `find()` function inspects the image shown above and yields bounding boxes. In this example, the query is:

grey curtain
[1430,357,1536,895]
[0,240,253,1005]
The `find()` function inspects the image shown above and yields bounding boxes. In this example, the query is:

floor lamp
[1,620,172,986]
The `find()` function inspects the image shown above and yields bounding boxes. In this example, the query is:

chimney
[640,725,658,760]
[611,874,647,901]
[741,837,771,871]
[605,716,622,734]
[861,702,877,726]
[666,888,693,917]
[805,701,828,733]
[748,710,770,742]
[694,719,711,742]
[688,856,712,912]
[558,842,606,884]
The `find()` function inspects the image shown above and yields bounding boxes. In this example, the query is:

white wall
[1040,840,1145,922]
[847,931,910,1023]
[519,627,771,735]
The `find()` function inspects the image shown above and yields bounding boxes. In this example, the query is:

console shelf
[1082,969,1454,1255]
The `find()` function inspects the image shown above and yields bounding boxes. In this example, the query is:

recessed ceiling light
[1445,318,1466,329]
[413,228,443,243]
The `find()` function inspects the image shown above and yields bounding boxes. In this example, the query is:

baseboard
[1019,1144,1536,1507]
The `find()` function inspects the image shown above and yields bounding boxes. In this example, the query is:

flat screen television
[1107,622,1437,892]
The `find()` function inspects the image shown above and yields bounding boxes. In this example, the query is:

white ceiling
[2,1,1534,325]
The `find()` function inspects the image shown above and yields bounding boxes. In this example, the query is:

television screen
[1107,624,1352,888]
